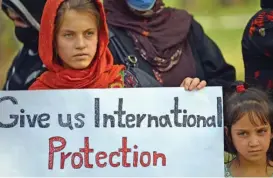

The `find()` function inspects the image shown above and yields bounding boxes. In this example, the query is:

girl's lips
[248,150,262,153]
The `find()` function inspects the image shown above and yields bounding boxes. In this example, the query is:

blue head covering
[126,0,156,11]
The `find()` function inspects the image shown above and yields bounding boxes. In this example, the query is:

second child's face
[56,10,98,70]
[231,114,273,162]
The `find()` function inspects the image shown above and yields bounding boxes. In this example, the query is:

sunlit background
[0,0,260,88]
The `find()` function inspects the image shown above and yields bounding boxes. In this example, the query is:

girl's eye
[86,31,94,36]
[257,129,267,135]
[64,33,73,38]
[238,132,248,137]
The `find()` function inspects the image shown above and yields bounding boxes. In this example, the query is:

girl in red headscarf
[29,0,125,90]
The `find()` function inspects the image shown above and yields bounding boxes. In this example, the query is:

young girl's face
[231,114,273,162]
[56,10,98,70]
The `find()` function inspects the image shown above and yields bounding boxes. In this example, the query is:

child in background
[224,81,273,177]
[29,0,125,90]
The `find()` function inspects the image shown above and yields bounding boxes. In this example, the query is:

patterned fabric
[123,70,139,87]
[224,164,233,177]
[242,9,273,89]
[224,163,273,177]
[109,71,125,88]
[104,0,197,87]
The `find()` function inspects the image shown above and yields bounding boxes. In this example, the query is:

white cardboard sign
[0,87,224,177]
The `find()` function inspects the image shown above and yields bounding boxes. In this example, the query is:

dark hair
[224,81,273,164]
[53,0,101,64]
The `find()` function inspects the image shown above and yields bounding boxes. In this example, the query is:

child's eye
[64,33,73,38]
[257,129,267,135]
[86,31,94,36]
[238,132,248,136]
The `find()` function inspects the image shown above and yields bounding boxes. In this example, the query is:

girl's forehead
[232,113,269,129]
[59,10,97,30]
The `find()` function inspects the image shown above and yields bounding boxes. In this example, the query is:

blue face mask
[126,0,156,12]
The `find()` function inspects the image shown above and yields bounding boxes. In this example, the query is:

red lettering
[118,137,131,167]
[153,152,166,166]
[48,136,66,169]
[109,152,120,167]
[140,152,151,167]
[48,136,167,170]
[133,145,138,167]
[96,152,107,168]
[79,137,94,168]
[61,152,72,169]
[71,152,83,169]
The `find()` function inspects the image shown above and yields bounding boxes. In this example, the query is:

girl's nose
[75,36,87,50]
[248,136,260,147]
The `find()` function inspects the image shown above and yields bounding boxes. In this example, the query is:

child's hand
[180,77,207,91]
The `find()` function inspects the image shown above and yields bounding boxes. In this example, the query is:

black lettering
[1,115,18,128]
[217,97,223,127]
[182,110,187,127]
[136,114,146,127]
[159,115,172,127]
[58,114,74,130]
[197,115,206,127]
[20,109,25,127]
[187,115,196,127]
[103,114,115,127]
[0,96,18,105]
[92,96,223,128]
[207,116,216,127]
[126,114,135,128]
[0,96,19,128]
[38,114,50,128]
[94,98,100,128]
[0,96,51,129]
[26,114,38,127]
[170,97,182,127]
[114,98,126,128]
[148,115,159,127]
[74,113,85,128]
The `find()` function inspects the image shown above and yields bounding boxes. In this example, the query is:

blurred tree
[220,0,234,6]
[0,13,20,88]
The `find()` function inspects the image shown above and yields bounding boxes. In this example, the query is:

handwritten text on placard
[0,88,224,177]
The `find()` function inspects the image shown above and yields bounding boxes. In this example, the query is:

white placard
[0,87,224,177]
